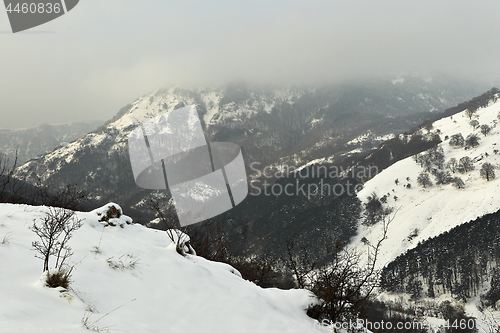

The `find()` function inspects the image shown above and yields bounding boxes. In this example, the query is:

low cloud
[1,0,499,128]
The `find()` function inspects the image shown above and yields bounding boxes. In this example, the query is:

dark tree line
[381,209,500,305]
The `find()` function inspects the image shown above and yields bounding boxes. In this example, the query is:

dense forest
[381,209,500,307]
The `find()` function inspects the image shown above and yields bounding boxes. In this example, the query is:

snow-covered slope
[350,96,500,269]
[0,203,325,333]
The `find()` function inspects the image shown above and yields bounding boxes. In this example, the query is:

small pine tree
[364,193,384,225]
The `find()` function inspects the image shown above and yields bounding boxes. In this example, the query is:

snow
[294,156,336,173]
[0,203,326,333]
[309,118,324,128]
[346,131,394,146]
[349,97,500,270]
[89,202,133,227]
[202,91,222,124]
[341,148,363,156]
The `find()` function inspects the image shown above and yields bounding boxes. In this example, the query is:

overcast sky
[1,0,500,129]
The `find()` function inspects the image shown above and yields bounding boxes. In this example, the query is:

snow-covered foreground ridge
[350,96,500,270]
[0,203,325,333]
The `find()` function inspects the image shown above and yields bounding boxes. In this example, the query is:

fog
[1,0,500,129]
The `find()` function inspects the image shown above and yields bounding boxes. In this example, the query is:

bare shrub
[32,208,83,287]
[452,177,465,189]
[285,210,399,322]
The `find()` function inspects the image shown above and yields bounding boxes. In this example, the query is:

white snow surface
[347,131,395,146]
[0,203,325,333]
[349,97,500,270]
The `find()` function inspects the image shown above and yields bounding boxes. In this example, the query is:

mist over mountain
[12,77,485,213]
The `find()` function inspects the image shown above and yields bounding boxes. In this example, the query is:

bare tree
[480,163,496,181]
[315,210,396,322]
[283,234,317,289]
[449,134,464,148]
[284,209,398,322]
[466,108,477,120]
[32,180,90,211]
[458,156,474,173]
[0,150,28,203]
[465,133,481,148]
[32,208,83,272]
[481,124,492,137]
[447,158,458,173]
[1,151,89,209]
[0,152,15,199]
[417,172,433,188]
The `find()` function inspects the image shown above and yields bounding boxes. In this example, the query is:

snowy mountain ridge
[0,121,101,165]
[14,78,483,210]
[14,85,307,181]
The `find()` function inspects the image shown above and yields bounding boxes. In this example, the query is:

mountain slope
[0,203,325,333]
[381,208,500,300]
[0,121,102,165]
[349,92,500,270]
[14,78,485,217]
